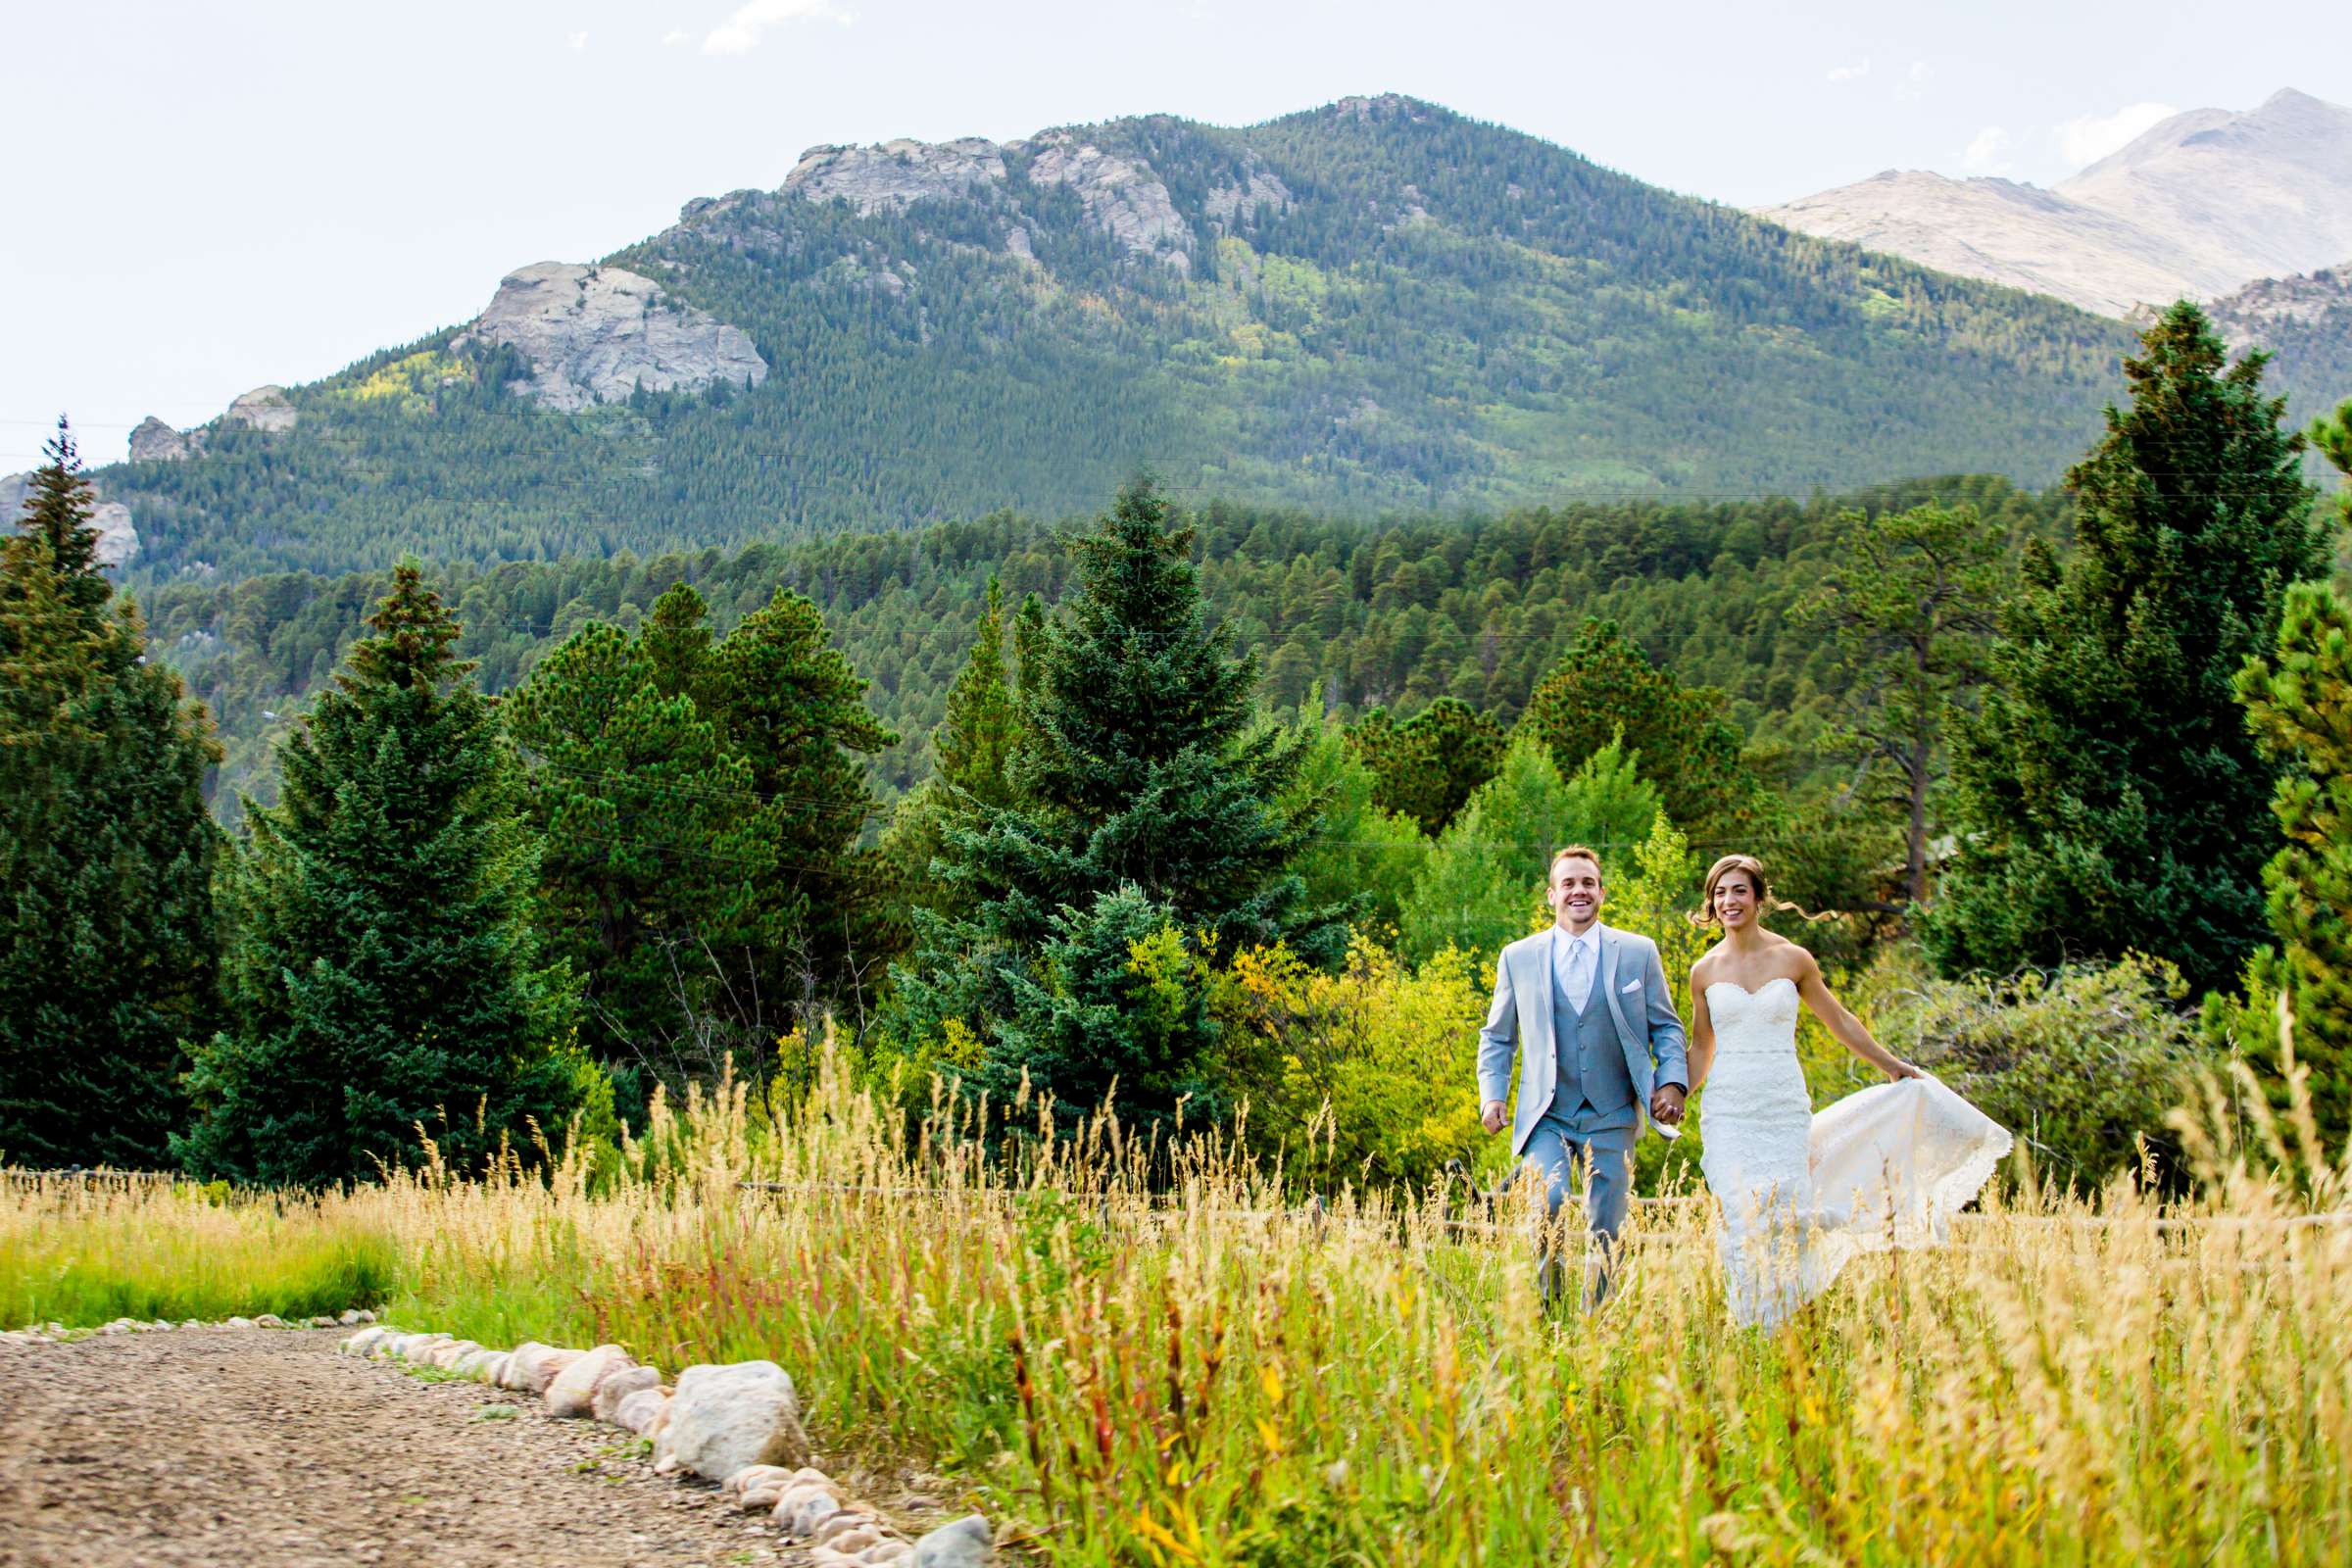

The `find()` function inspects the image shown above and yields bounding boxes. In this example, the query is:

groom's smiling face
[1548,855,1604,931]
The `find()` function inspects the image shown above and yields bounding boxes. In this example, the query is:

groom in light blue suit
[1478,844,1689,1308]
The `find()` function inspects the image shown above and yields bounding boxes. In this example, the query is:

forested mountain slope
[144,476,2071,819]
[101,95,2128,583]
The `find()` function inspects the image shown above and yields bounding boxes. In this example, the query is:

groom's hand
[1650,1085,1687,1126]
[1481,1100,1506,1135]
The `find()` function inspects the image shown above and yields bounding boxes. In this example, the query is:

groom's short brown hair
[1549,844,1603,883]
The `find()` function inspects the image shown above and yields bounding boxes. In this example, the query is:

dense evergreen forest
[9,292,2349,1206]
[141,475,2073,818]
[95,95,2138,582]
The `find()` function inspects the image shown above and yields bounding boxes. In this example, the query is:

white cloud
[566,29,589,50]
[1908,60,1931,83]
[662,28,690,44]
[1826,57,1870,82]
[1961,125,2014,175]
[703,0,855,55]
[2056,102,2178,169]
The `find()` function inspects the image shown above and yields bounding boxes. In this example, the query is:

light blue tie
[1562,935,1591,1017]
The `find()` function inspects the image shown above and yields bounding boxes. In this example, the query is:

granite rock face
[456,262,769,413]
[128,416,203,463]
[223,385,299,432]
[784,138,1008,216]
[1205,168,1294,226]
[0,472,138,569]
[1023,132,1190,261]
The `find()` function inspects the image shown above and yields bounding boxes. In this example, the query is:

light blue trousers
[1523,1112,1636,1309]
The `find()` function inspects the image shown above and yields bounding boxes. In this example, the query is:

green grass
[0,1177,399,1329]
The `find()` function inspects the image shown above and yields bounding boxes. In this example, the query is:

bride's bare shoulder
[1767,935,1823,978]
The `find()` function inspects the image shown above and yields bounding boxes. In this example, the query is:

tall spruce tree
[177,564,589,1186]
[703,586,898,1023]
[1927,304,2325,993]
[0,421,221,1167]
[934,575,1020,808]
[893,479,1339,1127]
[881,575,1022,930]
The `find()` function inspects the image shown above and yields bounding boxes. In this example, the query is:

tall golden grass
[5,1025,2347,1565]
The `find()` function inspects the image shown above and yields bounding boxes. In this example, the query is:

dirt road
[0,1328,803,1568]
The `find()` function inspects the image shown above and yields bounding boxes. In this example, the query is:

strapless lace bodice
[1703,976,1801,1054]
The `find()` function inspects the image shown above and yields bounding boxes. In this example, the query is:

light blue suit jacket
[1476,923,1690,1157]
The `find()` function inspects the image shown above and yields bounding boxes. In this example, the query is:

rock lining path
[0,1328,810,1568]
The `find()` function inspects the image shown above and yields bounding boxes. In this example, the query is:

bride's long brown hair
[1688,853,1830,929]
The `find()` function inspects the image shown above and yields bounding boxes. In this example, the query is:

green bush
[1852,954,2217,1188]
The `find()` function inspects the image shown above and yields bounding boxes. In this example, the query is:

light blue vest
[1554,951,1638,1132]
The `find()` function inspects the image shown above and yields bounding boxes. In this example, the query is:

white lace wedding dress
[1697,977,2013,1328]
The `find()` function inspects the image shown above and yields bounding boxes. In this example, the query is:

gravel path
[0,1328,808,1568]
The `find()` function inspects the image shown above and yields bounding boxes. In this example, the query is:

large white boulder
[544,1344,633,1418]
[661,1360,810,1482]
[340,1326,392,1356]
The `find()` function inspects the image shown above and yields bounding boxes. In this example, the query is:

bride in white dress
[1685,855,2013,1328]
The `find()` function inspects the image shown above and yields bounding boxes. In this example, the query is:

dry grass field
[6,1050,2347,1568]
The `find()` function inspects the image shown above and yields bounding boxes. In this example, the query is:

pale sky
[5,0,2344,467]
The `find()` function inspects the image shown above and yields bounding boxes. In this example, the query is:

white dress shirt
[1551,924,1599,1017]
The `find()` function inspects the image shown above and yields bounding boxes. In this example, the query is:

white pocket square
[1621,978,1642,992]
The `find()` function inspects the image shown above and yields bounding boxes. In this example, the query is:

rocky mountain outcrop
[2203,259,2352,335]
[455,262,769,413]
[1759,88,2352,318]
[0,471,139,568]
[1205,168,1294,225]
[128,416,204,463]
[2200,259,2352,428]
[223,385,300,432]
[774,128,1197,266]
[782,138,1008,216]
[1023,132,1191,264]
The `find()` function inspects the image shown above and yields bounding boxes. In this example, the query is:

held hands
[1649,1084,1687,1126]
[1481,1100,1507,1135]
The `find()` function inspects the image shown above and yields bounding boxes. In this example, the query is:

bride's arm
[1687,975,1716,1091]
[1792,950,1921,1080]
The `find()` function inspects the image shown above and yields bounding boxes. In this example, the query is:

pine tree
[1514,619,1748,836]
[1790,503,2006,906]
[934,575,1020,808]
[893,479,1338,1127]
[504,617,777,1083]
[1348,696,1504,833]
[880,576,1025,931]
[2229,583,2352,1143]
[176,564,589,1186]
[702,586,898,1023]
[0,420,222,1167]
[1927,304,2325,993]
